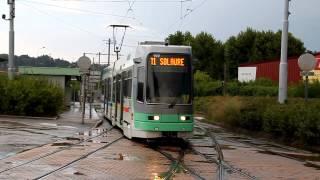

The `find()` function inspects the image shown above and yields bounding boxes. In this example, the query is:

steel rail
[33,135,124,180]
[150,140,205,180]
[191,124,258,180]
[0,126,114,174]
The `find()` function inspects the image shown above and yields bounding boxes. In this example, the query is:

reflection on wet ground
[0,103,99,160]
[194,119,320,179]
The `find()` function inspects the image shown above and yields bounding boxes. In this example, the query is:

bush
[0,75,64,116]
[195,96,320,146]
[194,71,222,96]
[289,80,320,98]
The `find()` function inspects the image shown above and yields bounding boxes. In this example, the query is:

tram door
[119,72,125,125]
[105,78,110,117]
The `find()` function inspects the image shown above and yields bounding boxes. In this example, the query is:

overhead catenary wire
[19,2,138,46]
[21,0,136,19]
[165,0,208,34]
[36,0,190,3]
[16,0,205,59]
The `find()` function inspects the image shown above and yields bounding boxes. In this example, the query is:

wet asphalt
[0,104,99,160]
[0,105,319,179]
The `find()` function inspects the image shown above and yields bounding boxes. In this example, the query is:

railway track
[149,139,206,180]
[189,124,259,180]
[191,132,258,180]
[33,135,124,180]
[0,126,113,174]
[196,120,320,171]
[0,117,126,180]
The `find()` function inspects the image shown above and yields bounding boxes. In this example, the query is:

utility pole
[223,62,227,96]
[278,0,290,104]
[108,38,111,66]
[98,52,101,65]
[2,0,16,80]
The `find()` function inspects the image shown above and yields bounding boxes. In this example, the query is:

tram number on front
[150,57,185,67]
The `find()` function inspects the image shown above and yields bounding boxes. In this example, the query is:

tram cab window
[137,67,144,102]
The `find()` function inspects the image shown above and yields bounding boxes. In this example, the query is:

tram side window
[137,67,144,102]
[127,79,132,98]
[116,75,121,103]
[127,70,132,98]
[112,79,116,102]
[107,78,111,101]
[122,72,127,97]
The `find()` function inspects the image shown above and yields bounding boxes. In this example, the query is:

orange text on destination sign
[150,57,185,66]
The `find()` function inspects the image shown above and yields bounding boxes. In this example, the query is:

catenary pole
[8,0,15,80]
[278,0,290,104]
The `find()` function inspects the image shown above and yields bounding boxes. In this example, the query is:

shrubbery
[194,70,320,98]
[0,75,64,116]
[195,96,320,146]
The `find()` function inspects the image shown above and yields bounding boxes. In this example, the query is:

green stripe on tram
[134,112,193,132]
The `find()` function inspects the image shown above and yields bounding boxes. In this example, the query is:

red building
[239,53,320,83]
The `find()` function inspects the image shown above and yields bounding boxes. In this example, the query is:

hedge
[0,75,64,116]
[195,96,320,146]
[194,70,320,98]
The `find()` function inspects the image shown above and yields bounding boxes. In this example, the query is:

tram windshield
[146,53,192,105]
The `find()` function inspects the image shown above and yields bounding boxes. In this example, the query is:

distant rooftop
[18,66,80,76]
[139,41,166,45]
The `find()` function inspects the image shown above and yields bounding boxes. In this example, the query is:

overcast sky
[0,0,319,62]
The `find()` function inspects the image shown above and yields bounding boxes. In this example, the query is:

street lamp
[2,0,15,80]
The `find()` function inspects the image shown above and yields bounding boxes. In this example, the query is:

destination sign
[149,56,186,67]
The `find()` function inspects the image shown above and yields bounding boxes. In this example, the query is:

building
[238,53,320,83]
[18,66,80,105]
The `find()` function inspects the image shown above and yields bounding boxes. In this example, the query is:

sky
[0,0,319,62]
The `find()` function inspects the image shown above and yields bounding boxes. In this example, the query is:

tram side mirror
[134,57,142,64]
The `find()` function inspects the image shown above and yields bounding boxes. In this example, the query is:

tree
[225,28,306,79]
[0,54,72,67]
[166,31,193,45]
[192,32,224,79]
[166,31,225,79]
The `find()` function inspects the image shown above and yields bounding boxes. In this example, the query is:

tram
[102,41,193,139]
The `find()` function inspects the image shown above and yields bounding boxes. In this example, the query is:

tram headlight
[154,115,160,121]
[180,116,186,121]
[148,115,160,121]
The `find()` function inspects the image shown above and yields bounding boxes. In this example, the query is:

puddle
[111,153,142,161]
[78,128,107,137]
[0,120,30,127]
[65,137,81,141]
[63,168,86,176]
[51,142,74,146]
[87,140,108,143]
[304,162,320,170]
[40,123,58,127]
[0,146,36,160]
[220,145,236,150]
[257,150,320,162]
[190,134,207,140]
